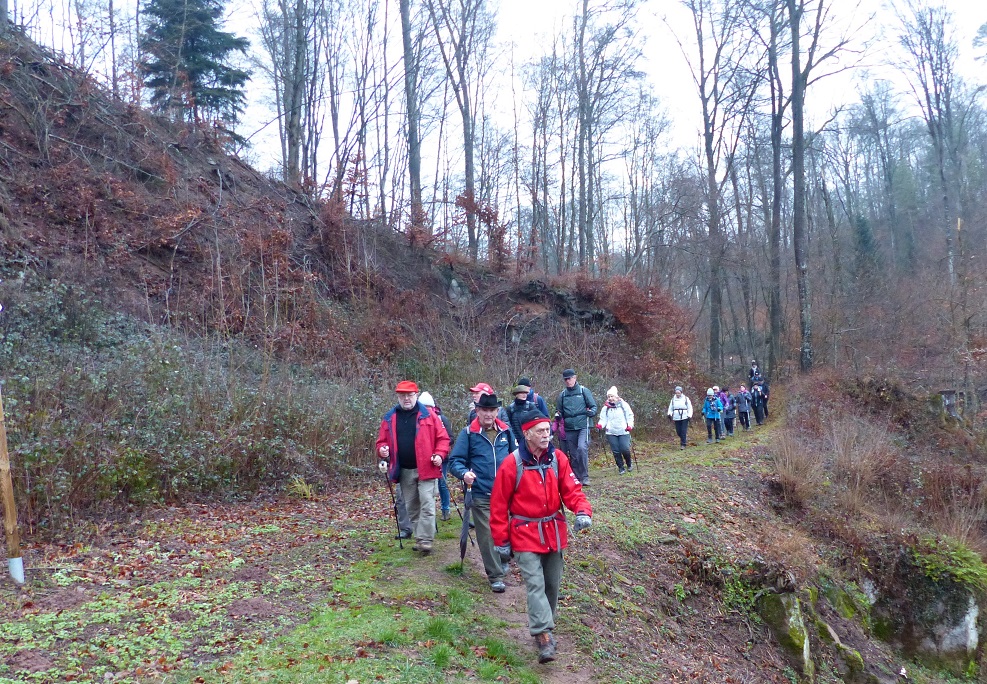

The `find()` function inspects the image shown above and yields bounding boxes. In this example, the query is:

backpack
[512,450,559,494]
[557,386,592,420]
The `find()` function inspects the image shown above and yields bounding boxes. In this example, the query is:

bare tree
[425,0,496,261]
[678,0,759,370]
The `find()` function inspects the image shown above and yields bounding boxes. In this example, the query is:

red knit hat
[521,416,551,432]
[395,380,419,393]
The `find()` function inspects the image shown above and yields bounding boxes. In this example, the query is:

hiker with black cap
[467,382,509,424]
[666,386,693,449]
[506,384,545,442]
[555,369,597,486]
[376,380,451,554]
[448,393,518,593]
[516,375,549,418]
[490,413,592,664]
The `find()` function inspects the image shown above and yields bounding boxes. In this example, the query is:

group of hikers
[668,359,771,448]
[373,364,769,665]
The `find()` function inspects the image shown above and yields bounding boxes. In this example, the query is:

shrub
[769,432,823,509]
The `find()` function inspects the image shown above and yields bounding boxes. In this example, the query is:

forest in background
[2,0,986,397]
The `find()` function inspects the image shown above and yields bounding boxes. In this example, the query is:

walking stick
[0,386,23,584]
[384,476,403,550]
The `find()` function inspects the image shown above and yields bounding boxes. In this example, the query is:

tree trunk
[789,0,813,372]
[399,0,425,228]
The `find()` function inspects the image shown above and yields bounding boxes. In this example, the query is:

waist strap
[510,510,563,547]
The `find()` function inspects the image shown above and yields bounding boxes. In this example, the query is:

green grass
[163,544,541,684]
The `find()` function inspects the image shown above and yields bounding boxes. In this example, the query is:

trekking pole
[0,386,24,584]
[384,476,403,550]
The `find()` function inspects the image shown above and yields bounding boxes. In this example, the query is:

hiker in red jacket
[490,414,592,664]
[376,380,451,555]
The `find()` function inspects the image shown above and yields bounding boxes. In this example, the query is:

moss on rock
[759,593,814,680]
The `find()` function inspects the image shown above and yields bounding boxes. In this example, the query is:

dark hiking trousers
[674,419,689,446]
[706,417,722,441]
[606,433,632,470]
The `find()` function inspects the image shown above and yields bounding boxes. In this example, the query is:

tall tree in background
[140,0,250,125]
[426,0,496,261]
[896,1,960,285]
[680,0,758,370]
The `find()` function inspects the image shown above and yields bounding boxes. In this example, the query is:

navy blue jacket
[448,418,517,497]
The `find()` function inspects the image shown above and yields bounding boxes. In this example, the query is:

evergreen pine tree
[139,0,250,126]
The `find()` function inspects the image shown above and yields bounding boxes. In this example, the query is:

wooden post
[0,385,24,583]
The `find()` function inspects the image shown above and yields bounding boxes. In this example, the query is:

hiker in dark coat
[516,376,550,418]
[490,414,592,664]
[555,369,597,486]
[722,386,737,437]
[376,380,451,555]
[506,384,545,442]
[448,394,518,593]
[735,385,753,431]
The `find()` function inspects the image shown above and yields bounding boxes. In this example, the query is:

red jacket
[490,443,591,553]
[375,403,451,483]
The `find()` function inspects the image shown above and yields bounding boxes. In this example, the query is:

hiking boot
[441,510,451,521]
[626,463,633,472]
[618,467,626,475]
[417,539,432,554]
[680,445,686,450]
[706,438,712,444]
[534,632,557,663]
[490,581,506,593]
[396,530,412,540]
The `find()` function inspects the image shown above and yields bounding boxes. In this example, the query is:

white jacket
[598,400,634,435]
[667,395,693,421]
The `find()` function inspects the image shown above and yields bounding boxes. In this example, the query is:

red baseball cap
[395,380,419,393]
[469,382,494,394]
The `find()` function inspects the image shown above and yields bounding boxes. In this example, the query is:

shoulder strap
[581,386,590,408]
[513,451,559,495]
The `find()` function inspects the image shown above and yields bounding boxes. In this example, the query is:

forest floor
[0,408,908,683]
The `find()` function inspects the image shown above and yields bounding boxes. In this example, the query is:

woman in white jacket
[597,386,635,474]
[666,386,693,450]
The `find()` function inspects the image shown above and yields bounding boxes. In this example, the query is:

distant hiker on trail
[702,388,724,443]
[556,369,597,486]
[506,384,545,442]
[376,381,451,555]
[722,386,737,437]
[516,376,550,419]
[419,391,455,522]
[751,380,767,426]
[735,385,753,432]
[448,393,518,593]
[490,414,592,664]
[596,386,634,474]
[666,386,693,449]
[760,378,770,418]
[467,382,509,425]
[714,386,727,437]
[749,360,760,383]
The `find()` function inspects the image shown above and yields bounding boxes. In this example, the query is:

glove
[574,514,592,532]
[495,544,512,563]
[595,423,603,430]
[378,460,388,474]
[626,426,632,432]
